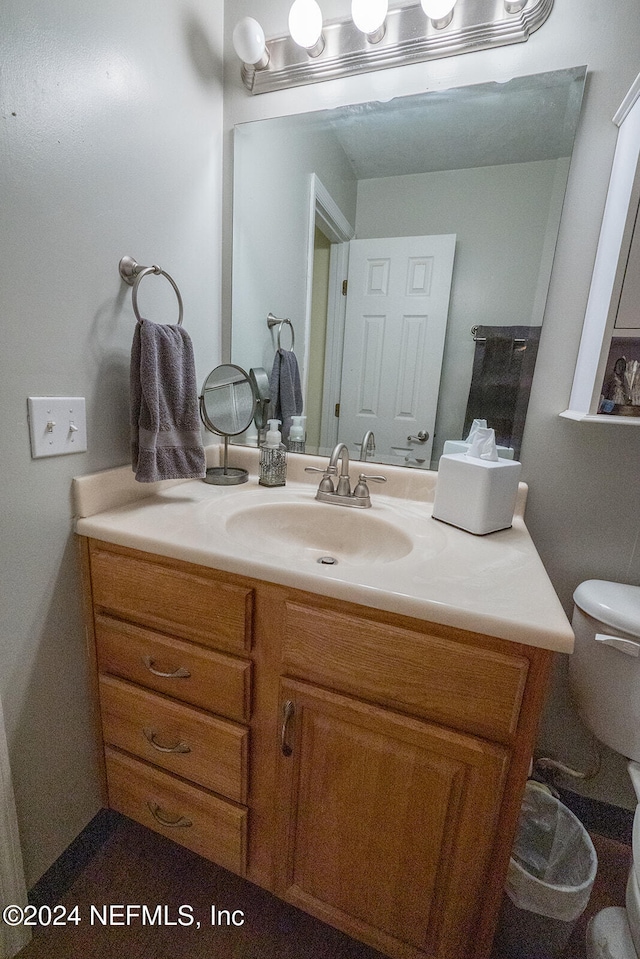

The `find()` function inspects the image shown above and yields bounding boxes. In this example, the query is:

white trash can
[494,781,598,959]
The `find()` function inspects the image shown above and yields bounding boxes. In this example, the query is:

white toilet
[569,579,640,959]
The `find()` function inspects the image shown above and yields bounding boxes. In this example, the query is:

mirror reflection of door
[310,231,455,467]
[338,235,455,467]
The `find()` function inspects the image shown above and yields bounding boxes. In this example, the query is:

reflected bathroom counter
[73,446,574,654]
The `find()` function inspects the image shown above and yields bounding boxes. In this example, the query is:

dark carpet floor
[15,817,632,959]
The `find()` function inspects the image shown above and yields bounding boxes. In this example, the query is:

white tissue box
[432,453,522,535]
[442,440,515,459]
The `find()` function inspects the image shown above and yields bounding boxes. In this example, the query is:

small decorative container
[259,446,287,487]
[259,418,287,487]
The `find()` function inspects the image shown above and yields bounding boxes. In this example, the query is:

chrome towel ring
[119,255,184,326]
[267,312,295,351]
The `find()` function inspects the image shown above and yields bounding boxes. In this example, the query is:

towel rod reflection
[267,312,295,351]
[119,255,184,326]
[471,325,527,346]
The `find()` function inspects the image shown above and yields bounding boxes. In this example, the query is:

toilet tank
[569,580,640,761]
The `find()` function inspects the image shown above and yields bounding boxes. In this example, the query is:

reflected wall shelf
[560,410,640,424]
[561,72,640,424]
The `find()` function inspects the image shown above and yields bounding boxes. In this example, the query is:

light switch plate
[27,397,87,458]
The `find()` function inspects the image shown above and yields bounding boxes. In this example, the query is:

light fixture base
[429,9,455,29]
[364,23,386,44]
[240,0,553,95]
[305,35,326,58]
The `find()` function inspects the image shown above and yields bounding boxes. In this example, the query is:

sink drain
[317,555,338,565]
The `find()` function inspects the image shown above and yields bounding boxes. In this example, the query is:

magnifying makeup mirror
[199,363,256,485]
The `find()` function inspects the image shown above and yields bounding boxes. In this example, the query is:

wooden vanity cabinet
[80,539,252,876]
[273,598,550,959]
[275,679,509,959]
[78,537,554,959]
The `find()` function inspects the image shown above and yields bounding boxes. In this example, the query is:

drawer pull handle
[143,727,191,754]
[147,802,192,829]
[281,700,295,757]
[143,656,191,679]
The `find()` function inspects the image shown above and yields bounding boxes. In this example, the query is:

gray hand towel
[130,319,206,483]
[269,348,303,441]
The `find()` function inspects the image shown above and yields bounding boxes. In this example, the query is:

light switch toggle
[27,397,88,458]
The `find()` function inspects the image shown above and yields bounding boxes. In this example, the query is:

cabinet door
[275,679,509,959]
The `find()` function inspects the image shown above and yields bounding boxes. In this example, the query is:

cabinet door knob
[146,802,192,828]
[143,727,191,754]
[143,655,191,679]
[281,700,295,756]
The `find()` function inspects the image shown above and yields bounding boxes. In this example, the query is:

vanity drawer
[282,602,529,744]
[105,747,247,876]
[95,614,251,723]
[99,675,248,803]
[89,542,253,655]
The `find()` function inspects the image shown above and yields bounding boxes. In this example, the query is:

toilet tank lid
[574,580,640,639]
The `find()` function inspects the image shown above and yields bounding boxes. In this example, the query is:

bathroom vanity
[74,449,573,959]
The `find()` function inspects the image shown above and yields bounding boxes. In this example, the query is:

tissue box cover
[442,439,515,459]
[432,453,522,535]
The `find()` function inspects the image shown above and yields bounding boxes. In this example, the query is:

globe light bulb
[420,0,457,27]
[288,0,325,55]
[352,0,388,40]
[232,17,268,66]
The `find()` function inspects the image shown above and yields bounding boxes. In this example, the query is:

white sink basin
[225,500,414,566]
[74,457,578,653]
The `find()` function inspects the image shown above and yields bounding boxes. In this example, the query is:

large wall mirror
[231,66,586,470]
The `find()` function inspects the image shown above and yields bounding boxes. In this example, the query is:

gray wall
[232,114,357,382]
[1,0,224,884]
[223,0,640,808]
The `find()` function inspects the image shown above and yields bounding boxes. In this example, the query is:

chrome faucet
[359,430,376,462]
[305,441,386,508]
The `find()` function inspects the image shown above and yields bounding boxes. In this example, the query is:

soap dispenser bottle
[288,415,306,453]
[259,419,287,487]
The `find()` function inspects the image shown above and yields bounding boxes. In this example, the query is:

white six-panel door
[338,234,456,466]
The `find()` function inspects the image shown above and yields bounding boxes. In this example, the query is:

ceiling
[326,68,586,179]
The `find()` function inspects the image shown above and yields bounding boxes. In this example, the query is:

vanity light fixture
[233,0,554,95]
[288,0,326,57]
[232,16,270,87]
[351,0,388,44]
[420,0,457,30]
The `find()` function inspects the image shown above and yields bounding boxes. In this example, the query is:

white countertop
[73,446,574,654]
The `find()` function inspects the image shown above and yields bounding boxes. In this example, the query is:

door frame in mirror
[309,175,355,453]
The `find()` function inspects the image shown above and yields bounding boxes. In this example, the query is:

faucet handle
[353,473,387,502]
[305,465,337,493]
[353,473,386,505]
